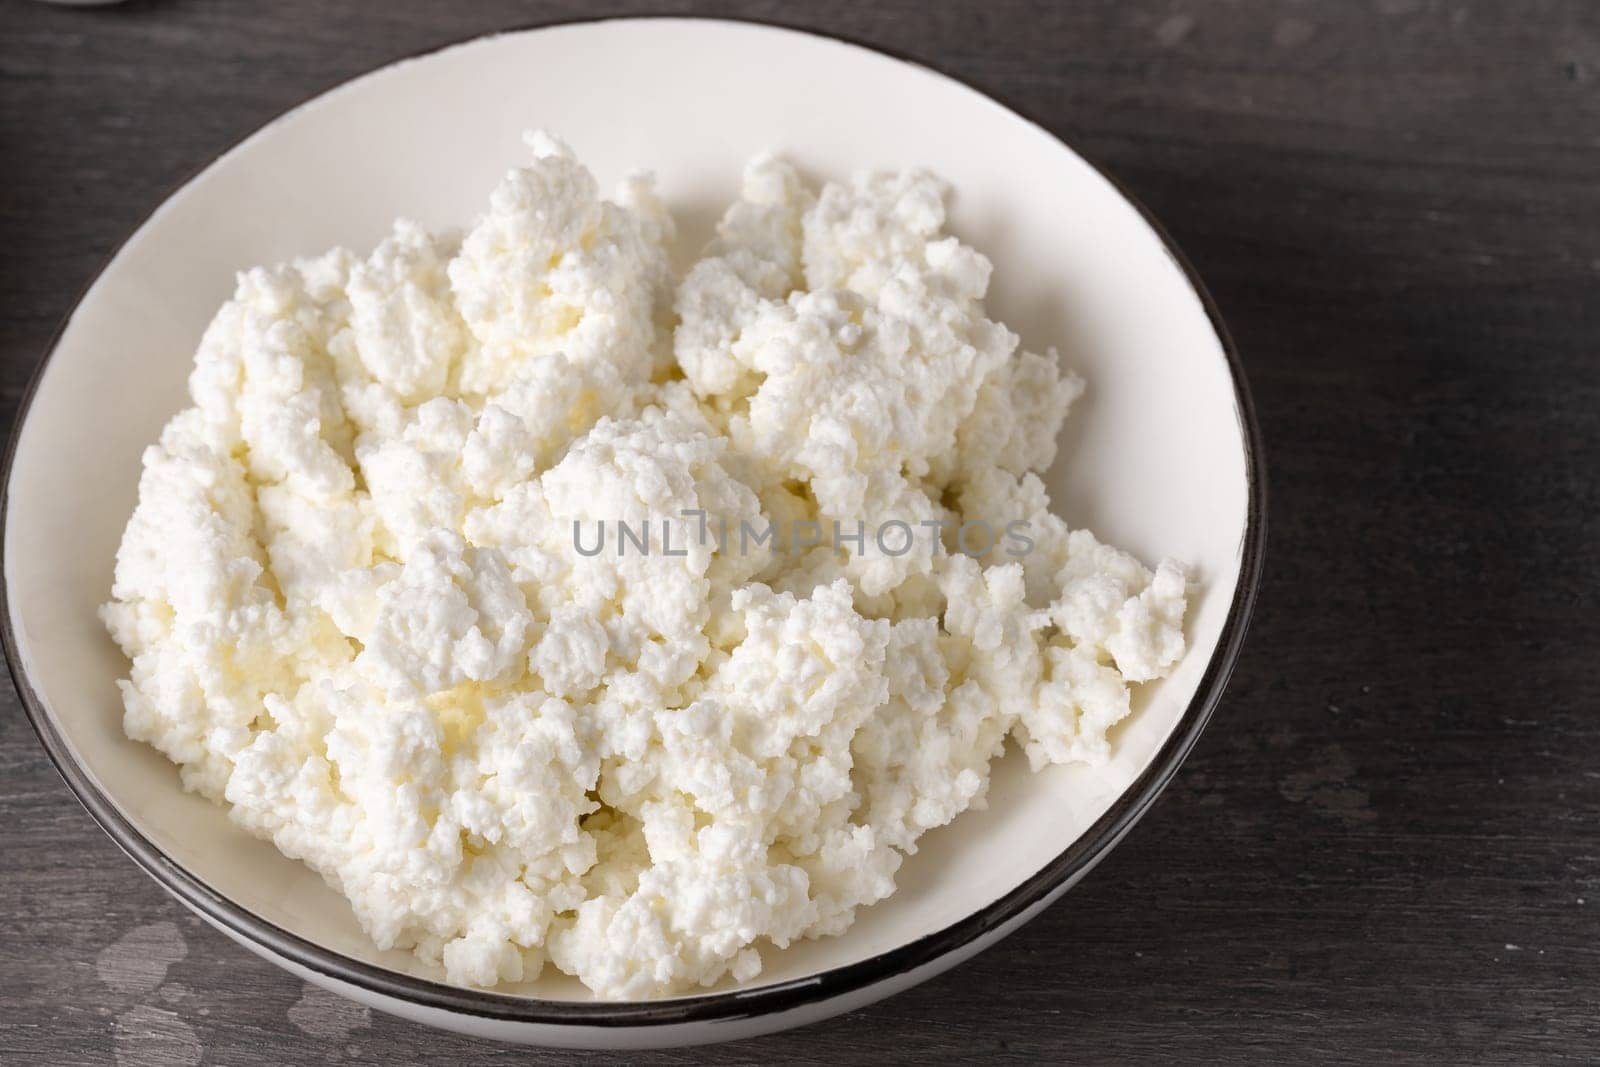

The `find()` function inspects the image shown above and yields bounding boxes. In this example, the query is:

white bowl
[1,17,1264,1049]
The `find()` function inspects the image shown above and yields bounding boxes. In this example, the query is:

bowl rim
[0,13,1267,1028]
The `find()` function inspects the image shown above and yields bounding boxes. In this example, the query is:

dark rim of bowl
[0,14,1267,1029]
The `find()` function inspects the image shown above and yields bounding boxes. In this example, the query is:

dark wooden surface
[3,1,1598,1063]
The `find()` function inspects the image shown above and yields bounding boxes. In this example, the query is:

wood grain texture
[3,1,1598,1063]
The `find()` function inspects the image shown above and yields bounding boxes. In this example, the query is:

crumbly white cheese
[102,134,1190,1000]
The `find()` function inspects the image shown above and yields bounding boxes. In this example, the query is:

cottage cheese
[102,134,1190,999]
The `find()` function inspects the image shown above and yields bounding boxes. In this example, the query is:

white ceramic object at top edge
[1,17,1261,1049]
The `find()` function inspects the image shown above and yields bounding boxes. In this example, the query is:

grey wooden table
[3,1,1598,1063]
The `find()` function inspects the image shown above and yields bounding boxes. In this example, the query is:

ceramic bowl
[1,17,1264,1049]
